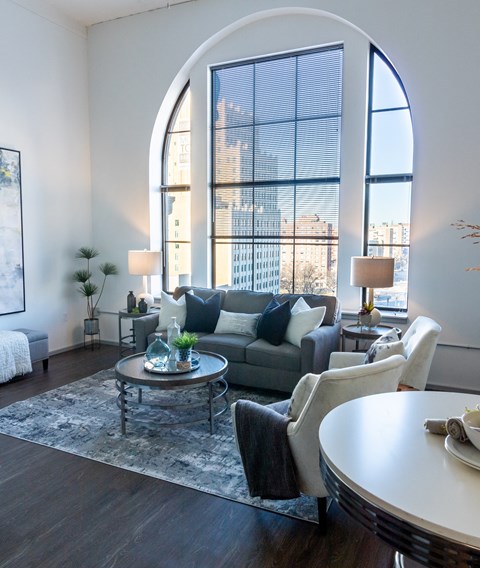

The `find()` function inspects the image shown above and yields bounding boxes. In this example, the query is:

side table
[341,323,402,352]
[118,309,159,357]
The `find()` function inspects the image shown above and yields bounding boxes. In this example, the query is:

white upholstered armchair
[329,316,442,391]
[232,354,406,531]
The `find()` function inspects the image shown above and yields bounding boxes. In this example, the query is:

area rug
[0,369,318,523]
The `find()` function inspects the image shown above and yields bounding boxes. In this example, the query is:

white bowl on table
[462,410,480,452]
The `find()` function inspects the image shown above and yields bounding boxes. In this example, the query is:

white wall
[0,0,93,350]
[87,0,480,390]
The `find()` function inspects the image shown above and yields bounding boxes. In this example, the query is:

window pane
[214,66,253,128]
[214,126,253,183]
[164,192,191,241]
[214,240,254,290]
[295,184,339,234]
[297,49,343,119]
[367,182,411,226]
[255,122,294,181]
[370,109,413,175]
[368,244,409,310]
[296,117,341,178]
[255,57,296,123]
[165,242,191,291]
[372,53,408,110]
[255,185,293,237]
[165,131,191,185]
[214,186,253,237]
[253,241,282,292]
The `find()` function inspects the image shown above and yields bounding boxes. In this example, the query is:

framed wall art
[0,147,25,315]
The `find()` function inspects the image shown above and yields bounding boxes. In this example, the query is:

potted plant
[73,247,119,335]
[172,331,198,370]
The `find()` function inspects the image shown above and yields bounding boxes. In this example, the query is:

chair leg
[42,358,49,371]
[317,497,328,534]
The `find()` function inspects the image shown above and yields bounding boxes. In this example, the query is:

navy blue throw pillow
[257,298,291,346]
[184,292,222,333]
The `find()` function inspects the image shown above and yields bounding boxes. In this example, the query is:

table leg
[208,381,214,435]
[119,380,127,435]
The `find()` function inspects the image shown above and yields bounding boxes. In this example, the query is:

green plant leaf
[78,282,98,297]
[75,247,100,260]
[73,269,92,283]
[99,262,119,276]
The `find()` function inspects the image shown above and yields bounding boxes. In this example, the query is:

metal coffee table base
[115,377,229,435]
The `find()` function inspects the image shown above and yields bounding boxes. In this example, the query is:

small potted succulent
[357,301,374,327]
[172,331,198,370]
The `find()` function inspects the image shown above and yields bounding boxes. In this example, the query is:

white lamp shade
[350,256,394,288]
[128,250,162,276]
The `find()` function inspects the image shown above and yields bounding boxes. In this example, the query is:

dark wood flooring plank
[0,345,395,568]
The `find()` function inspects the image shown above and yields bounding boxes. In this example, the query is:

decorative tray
[144,351,201,375]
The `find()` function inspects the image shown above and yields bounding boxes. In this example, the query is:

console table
[320,391,480,567]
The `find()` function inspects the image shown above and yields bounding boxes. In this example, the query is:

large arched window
[161,84,191,291]
[365,47,413,311]
[210,46,343,294]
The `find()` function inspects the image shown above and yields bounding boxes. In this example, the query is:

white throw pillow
[364,328,405,364]
[214,310,261,338]
[284,298,326,348]
[287,373,319,421]
[156,290,190,331]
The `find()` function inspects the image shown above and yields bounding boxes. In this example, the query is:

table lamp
[128,250,162,307]
[350,256,394,326]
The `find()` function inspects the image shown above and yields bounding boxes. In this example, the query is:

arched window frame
[161,82,191,292]
[364,45,413,312]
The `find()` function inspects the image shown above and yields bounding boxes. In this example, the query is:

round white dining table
[319,391,480,567]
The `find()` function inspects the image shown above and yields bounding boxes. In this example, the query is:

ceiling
[42,0,195,27]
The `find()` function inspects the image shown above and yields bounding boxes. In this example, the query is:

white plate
[445,435,480,470]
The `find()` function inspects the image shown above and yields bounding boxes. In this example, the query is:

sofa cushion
[364,328,405,364]
[274,293,339,326]
[156,290,190,331]
[284,297,326,348]
[246,339,300,372]
[173,286,226,307]
[184,292,222,333]
[257,298,291,346]
[196,333,254,363]
[214,310,261,338]
[222,289,273,314]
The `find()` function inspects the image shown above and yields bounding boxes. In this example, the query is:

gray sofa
[133,286,341,393]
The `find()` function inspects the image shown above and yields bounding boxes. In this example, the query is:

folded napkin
[424,417,468,442]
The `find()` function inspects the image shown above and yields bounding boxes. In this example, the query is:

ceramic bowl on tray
[462,410,480,452]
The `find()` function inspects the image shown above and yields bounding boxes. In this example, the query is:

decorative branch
[452,220,480,271]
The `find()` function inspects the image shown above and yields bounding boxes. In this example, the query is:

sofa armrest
[133,313,159,353]
[300,322,341,375]
[328,351,365,369]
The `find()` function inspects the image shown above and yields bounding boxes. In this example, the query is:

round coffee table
[115,350,229,435]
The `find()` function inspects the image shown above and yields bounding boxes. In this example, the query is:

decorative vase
[127,291,136,313]
[138,298,148,313]
[84,318,100,335]
[176,348,192,371]
[358,313,372,328]
[167,316,181,362]
[369,308,382,327]
[145,334,170,368]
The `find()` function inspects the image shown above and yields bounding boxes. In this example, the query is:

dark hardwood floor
[0,345,395,568]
